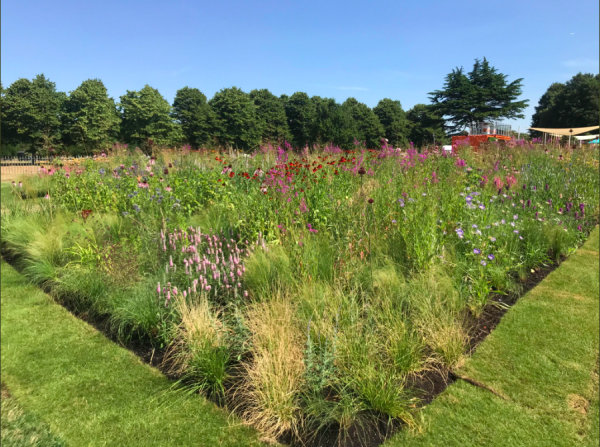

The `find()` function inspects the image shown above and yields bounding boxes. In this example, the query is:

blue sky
[2,0,598,132]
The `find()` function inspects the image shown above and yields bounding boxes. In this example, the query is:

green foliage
[249,89,291,144]
[62,79,120,153]
[342,97,385,149]
[285,92,317,147]
[119,85,181,151]
[406,104,447,147]
[373,98,410,148]
[208,87,262,151]
[1,74,66,154]
[531,73,600,132]
[430,58,528,133]
[172,86,216,148]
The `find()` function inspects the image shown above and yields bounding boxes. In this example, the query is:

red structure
[452,134,511,149]
[452,121,513,149]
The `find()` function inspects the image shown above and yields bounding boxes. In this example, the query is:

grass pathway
[387,227,600,447]
[0,261,263,447]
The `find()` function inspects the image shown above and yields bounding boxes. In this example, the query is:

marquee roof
[528,126,600,136]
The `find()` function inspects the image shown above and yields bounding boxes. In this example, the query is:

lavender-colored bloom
[399,198,405,207]
[513,214,518,220]
[133,204,140,212]
[473,248,481,255]
[490,237,496,242]
[466,195,473,203]
[479,204,486,210]
[579,203,585,215]
[488,254,495,260]
[99,168,105,175]
[501,219,506,224]
[472,224,478,229]
[480,260,487,266]
[392,219,397,224]
[514,230,519,234]
[455,228,464,239]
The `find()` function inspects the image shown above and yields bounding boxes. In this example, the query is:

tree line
[5,58,591,156]
[0,76,448,155]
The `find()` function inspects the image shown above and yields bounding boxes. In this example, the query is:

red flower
[229,172,235,178]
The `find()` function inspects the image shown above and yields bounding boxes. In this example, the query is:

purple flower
[490,237,496,242]
[579,203,585,215]
[466,195,473,203]
[513,214,518,220]
[472,224,478,229]
[501,219,506,224]
[514,230,519,234]
[392,219,397,224]
[488,254,495,260]
[479,204,486,210]
[481,260,487,266]
[473,248,481,255]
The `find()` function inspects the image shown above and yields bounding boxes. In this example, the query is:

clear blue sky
[2,0,598,132]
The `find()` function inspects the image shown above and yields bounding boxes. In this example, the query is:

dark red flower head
[358,167,366,175]
[367,198,374,204]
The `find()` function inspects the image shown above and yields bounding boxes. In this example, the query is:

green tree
[531,73,599,132]
[208,87,262,151]
[342,98,385,149]
[373,98,410,147]
[406,104,446,148]
[249,89,290,143]
[119,85,181,151]
[62,79,120,152]
[285,92,317,148]
[172,87,215,149]
[530,83,565,132]
[311,96,355,149]
[1,74,66,154]
[429,58,528,133]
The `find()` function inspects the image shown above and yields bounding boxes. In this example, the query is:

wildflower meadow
[1,140,598,445]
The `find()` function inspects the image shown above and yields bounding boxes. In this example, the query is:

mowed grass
[1,383,65,447]
[0,261,264,447]
[387,227,600,447]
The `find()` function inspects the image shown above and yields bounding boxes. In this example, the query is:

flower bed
[2,142,598,445]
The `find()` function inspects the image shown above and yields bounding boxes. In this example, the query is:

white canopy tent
[528,126,600,145]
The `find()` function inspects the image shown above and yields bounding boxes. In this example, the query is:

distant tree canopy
[3,64,555,155]
[250,89,290,144]
[172,87,215,149]
[209,87,262,151]
[531,73,599,132]
[119,85,181,150]
[62,79,120,151]
[285,92,318,148]
[1,74,66,153]
[406,104,447,147]
[429,58,528,134]
[373,98,409,147]
[342,98,385,149]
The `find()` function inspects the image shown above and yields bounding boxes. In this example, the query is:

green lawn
[387,227,600,447]
[0,261,264,447]
[1,383,66,447]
